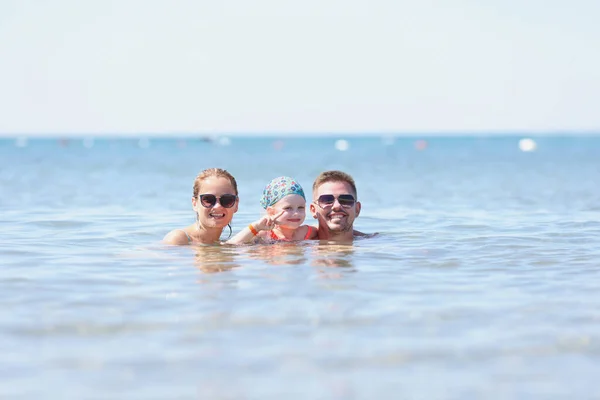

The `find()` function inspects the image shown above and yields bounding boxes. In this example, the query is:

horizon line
[1,130,599,138]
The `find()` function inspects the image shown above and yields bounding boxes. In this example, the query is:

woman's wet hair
[193,168,238,239]
[193,168,239,198]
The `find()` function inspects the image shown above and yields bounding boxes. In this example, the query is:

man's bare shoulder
[353,229,379,238]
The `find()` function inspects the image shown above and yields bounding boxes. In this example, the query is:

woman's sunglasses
[316,194,356,208]
[198,194,238,208]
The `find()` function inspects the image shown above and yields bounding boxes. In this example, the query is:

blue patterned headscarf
[260,176,306,209]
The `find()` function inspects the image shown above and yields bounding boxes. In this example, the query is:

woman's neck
[193,222,223,244]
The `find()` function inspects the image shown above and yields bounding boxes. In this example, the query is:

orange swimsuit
[270,226,313,241]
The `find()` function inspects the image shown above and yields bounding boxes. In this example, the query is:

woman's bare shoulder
[163,229,191,245]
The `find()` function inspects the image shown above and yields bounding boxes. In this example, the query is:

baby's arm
[226,211,284,245]
[227,221,263,244]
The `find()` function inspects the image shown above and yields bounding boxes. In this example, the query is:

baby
[227,176,317,244]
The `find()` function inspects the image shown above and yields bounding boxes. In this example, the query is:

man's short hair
[312,170,357,198]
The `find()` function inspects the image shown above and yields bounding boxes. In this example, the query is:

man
[310,170,368,242]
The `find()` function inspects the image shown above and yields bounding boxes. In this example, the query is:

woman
[163,168,239,245]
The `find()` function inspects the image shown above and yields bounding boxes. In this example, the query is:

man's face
[310,181,361,233]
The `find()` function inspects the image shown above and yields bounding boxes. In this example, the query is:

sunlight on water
[1,136,599,399]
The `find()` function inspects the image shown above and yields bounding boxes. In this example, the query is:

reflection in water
[191,242,356,277]
[193,244,241,273]
[244,242,308,266]
[311,242,355,268]
[310,243,356,280]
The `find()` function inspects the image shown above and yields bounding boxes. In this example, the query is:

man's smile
[328,212,347,221]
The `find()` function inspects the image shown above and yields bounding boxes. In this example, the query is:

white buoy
[138,138,150,148]
[15,137,28,147]
[218,136,231,146]
[83,137,94,148]
[382,136,395,146]
[519,138,536,152]
[334,139,349,151]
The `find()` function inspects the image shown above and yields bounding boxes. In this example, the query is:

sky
[1,0,599,136]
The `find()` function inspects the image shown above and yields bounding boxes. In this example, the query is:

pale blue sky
[1,0,599,135]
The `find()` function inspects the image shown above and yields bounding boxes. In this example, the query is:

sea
[1,134,599,399]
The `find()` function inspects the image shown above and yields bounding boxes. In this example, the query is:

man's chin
[326,222,351,232]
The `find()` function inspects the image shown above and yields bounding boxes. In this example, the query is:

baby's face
[269,194,306,229]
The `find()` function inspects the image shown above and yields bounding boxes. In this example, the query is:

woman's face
[268,194,306,229]
[192,177,239,229]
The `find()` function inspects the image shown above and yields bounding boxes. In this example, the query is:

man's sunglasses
[316,194,356,208]
[198,194,238,208]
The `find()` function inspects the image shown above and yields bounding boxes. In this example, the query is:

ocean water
[1,135,600,399]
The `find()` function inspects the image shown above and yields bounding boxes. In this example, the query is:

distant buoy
[218,137,231,146]
[334,139,349,151]
[272,140,284,150]
[382,136,395,146]
[138,138,150,148]
[15,137,28,148]
[83,138,94,148]
[414,139,428,151]
[519,138,536,152]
